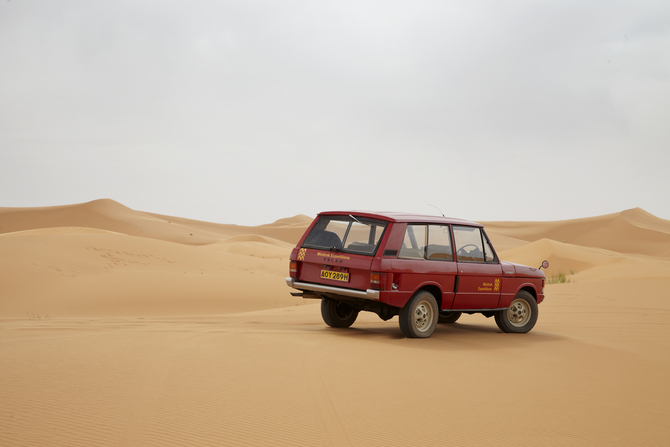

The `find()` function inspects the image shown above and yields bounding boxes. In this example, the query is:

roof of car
[317,211,483,227]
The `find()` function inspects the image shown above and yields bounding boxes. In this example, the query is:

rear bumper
[286,278,380,301]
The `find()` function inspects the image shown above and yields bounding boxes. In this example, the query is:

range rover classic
[286,212,546,338]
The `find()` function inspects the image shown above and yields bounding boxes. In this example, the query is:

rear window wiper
[349,214,372,226]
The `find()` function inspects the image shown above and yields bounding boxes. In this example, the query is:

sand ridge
[0,199,312,245]
[1,200,669,446]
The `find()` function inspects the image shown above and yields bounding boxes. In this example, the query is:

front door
[450,225,502,310]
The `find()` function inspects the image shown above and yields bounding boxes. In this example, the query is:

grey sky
[1,0,669,225]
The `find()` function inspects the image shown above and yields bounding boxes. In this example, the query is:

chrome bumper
[286,278,380,301]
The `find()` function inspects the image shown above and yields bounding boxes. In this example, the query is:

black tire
[494,290,538,333]
[438,311,462,324]
[399,291,439,338]
[321,298,359,328]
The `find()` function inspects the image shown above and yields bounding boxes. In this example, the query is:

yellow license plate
[320,270,349,282]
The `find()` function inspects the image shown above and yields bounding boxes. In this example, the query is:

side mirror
[539,260,549,270]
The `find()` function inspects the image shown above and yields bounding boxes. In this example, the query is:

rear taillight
[289,261,298,278]
[370,272,385,290]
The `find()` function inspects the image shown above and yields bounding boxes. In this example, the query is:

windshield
[302,215,388,256]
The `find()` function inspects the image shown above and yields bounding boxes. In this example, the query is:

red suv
[286,211,546,338]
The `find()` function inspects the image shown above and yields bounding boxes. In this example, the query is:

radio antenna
[428,204,445,217]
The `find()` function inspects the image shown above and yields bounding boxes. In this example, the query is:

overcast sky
[1,1,669,225]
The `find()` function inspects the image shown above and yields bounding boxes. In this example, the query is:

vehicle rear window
[302,215,388,256]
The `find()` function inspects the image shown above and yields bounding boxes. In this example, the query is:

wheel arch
[519,285,538,302]
[414,284,443,310]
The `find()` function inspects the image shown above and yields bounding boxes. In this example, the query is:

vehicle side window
[426,225,453,260]
[399,224,454,261]
[453,225,485,262]
[399,225,426,259]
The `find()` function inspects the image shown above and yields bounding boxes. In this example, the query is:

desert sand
[1,199,669,446]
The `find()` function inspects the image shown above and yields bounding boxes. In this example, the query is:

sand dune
[1,200,669,446]
[499,238,670,282]
[205,235,295,259]
[0,199,310,317]
[483,231,530,252]
[484,207,670,257]
[0,226,126,236]
[0,199,312,245]
[0,230,300,318]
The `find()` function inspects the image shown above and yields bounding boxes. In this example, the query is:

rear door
[451,225,502,309]
[297,215,387,290]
